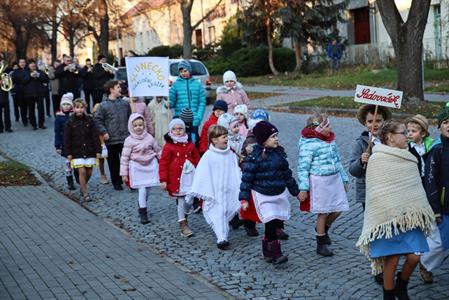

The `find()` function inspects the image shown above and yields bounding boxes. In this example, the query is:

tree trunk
[51,21,58,63]
[99,16,109,56]
[181,2,193,59]
[69,33,75,58]
[14,26,28,59]
[395,30,424,102]
[293,39,302,72]
[376,0,431,101]
[266,20,279,76]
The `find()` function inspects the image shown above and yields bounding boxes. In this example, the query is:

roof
[124,0,169,18]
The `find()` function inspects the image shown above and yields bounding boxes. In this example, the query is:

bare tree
[376,0,431,101]
[178,0,225,58]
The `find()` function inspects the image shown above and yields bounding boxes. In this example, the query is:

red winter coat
[199,112,218,154]
[159,133,201,197]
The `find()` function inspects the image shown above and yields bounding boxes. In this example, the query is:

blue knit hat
[213,100,228,112]
[251,109,270,121]
[178,60,192,73]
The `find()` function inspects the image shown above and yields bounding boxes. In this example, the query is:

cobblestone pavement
[1,107,448,299]
[0,184,231,300]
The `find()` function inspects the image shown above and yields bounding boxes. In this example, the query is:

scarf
[169,133,188,144]
[356,144,435,274]
[301,127,336,143]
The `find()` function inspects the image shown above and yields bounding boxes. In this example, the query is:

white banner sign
[126,56,169,97]
[354,85,403,109]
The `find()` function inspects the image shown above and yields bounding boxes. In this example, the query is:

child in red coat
[159,119,201,237]
[199,100,228,155]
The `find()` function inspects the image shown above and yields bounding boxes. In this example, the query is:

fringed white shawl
[356,144,435,274]
[189,145,241,242]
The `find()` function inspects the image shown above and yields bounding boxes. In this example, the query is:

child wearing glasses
[159,119,201,237]
[297,113,349,257]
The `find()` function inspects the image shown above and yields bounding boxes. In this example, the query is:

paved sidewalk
[0,185,231,300]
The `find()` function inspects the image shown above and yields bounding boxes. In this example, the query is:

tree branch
[192,0,224,30]
[376,0,403,44]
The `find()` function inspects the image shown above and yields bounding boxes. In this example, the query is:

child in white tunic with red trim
[189,125,241,250]
[120,113,161,224]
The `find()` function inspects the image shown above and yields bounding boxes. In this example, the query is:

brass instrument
[0,61,13,92]
[102,62,118,73]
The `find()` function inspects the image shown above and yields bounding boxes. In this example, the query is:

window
[351,7,371,44]
[195,29,203,49]
[208,26,216,44]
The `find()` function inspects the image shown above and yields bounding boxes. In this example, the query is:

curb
[268,105,440,124]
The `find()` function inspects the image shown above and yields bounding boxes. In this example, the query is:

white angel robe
[189,145,241,243]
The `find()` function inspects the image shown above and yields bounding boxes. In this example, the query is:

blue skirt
[369,228,429,259]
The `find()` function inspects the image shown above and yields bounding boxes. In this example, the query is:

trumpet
[102,62,118,73]
[68,63,79,73]
[0,61,13,92]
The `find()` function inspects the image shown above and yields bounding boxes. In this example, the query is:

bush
[204,57,231,75]
[273,48,295,73]
[230,47,270,76]
[194,43,219,61]
[205,47,297,76]
[147,44,183,58]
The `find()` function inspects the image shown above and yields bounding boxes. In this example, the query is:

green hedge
[147,45,183,58]
[205,47,295,76]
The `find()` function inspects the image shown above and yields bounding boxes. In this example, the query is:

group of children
[53,75,449,298]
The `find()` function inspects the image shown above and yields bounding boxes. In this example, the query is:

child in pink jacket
[120,113,161,224]
[129,97,155,137]
[216,70,250,114]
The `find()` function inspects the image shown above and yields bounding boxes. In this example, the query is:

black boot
[394,272,410,300]
[383,289,395,300]
[229,214,243,230]
[315,225,331,245]
[316,235,334,257]
[268,240,288,264]
[139,208,149,225]
[73,169,80,184]
[66,176,76,190]
[244,220,259,236]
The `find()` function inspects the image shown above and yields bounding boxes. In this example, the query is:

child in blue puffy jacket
[297,113,349,257]
[239,121,300,265]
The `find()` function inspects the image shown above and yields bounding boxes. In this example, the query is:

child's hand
[67,155,73,161]
[96,153,101,159]
[56,149,62,155]
[298,192,308,202]
[122,176,128,183]
[240,200,249,211]
[361,152,370,164]
[160,182,167,190]
[103,133,109,141]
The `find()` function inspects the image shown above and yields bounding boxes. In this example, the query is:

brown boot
[419,263,433,284]
[179,220,193,237]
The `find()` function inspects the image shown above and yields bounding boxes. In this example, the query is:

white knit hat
[234,104,248,118]
[223,70,237,84]
[60,92,74,107]
[168,118,185,132]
